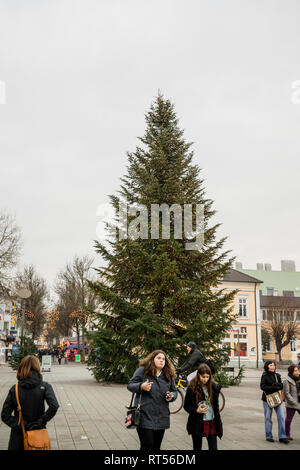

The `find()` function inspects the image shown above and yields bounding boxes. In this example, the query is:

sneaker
[287,437,293,441]
[279,438,290,444]
[266,438,274,442]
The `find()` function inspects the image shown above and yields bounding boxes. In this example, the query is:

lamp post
[15,288,31,346]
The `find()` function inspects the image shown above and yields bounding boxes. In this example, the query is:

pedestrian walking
[58,353,62,365]
[1,355,59,450]
[283,364,300,440]
[183,363,223,450]
[260,360,289,444]
[127,350,177,451]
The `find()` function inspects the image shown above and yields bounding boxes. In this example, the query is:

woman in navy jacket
[127,350,177,450]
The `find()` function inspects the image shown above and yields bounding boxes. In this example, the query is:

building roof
[222,268,263,284]
[260,295,300,308]
[241,269,300,297]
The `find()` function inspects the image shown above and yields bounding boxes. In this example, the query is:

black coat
[127,366,177,430]
[183,382,223,438]
[1,371,59,450]
[260,371,283,402]
[178,348,206,374]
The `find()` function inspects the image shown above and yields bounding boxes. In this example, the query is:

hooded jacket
[260,361,283,402]
[178,342,206,374]
[1,371,59,450]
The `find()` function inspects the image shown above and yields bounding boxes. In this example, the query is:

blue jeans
[263,401,286,440]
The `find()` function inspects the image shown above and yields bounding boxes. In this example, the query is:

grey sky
[1,0,300,289]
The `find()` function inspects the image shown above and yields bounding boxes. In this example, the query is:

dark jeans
[137,428,165,451]
[285,408,300,437]
[192,433,218,451]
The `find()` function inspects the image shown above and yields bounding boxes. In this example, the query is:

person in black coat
[177,341,207,375]
[260,360,289,444]
[184,363,223,451]
[127,350,177,451]
[1,355,59,450]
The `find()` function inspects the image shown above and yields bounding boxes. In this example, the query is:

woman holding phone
[183,363,223,450]
[127,350,177,451]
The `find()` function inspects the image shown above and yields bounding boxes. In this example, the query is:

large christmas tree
[87,94,236,383]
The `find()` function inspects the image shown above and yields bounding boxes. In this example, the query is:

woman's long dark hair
[188,363,214,404]
[139,350,175,382]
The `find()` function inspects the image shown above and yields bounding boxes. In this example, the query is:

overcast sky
[1,0,300,289]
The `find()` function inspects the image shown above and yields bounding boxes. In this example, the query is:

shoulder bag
[15,382,51,450]
[125,392,142,429]
[264,374,282,408]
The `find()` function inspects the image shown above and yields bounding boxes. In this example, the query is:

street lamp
[15,288,31,346]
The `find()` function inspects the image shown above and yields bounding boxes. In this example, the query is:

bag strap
[15,383,26,439]
[128,391,142,409]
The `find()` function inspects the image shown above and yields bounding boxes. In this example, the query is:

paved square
[0,362,298,450]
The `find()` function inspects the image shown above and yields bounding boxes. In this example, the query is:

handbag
[264,374,282,409]
[15,382,51,450]
[125,393,142,429]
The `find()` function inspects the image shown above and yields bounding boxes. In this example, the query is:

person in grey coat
[283,364,300,440]
[127,349,177,450]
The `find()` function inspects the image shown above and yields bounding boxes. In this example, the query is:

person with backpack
[183,363,223,450]
[283,364,300,440]
[1,355,59,450]
[127,350,177,451]
[260,360,289,444]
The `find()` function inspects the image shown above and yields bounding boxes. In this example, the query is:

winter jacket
[178,342,206,374]
[283,376,300,410]
[260,371,283,402]
[1,371,59,450]
[183,381,223,438]
[127,366,177,430]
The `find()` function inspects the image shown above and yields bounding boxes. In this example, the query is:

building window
[290,340,297,352]
[238,297,248,318]
[263,338,272,353]
[267,288,274,296]
[221,341,232,357]
[234,341,247,357]
[283,291,294,297]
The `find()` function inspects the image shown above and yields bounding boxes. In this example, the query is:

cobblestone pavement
[0,362,299,450]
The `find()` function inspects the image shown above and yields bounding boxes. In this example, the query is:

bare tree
[14,265,49,340]
[0,211,22,295]
[54,255,98,351]
[263,297,300,361]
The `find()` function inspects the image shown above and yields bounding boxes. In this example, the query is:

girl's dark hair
[139,350,175,382]
[264,360,276,372]
[288,364,299,376]
[17,355,41,380]
[188,363,213,404]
